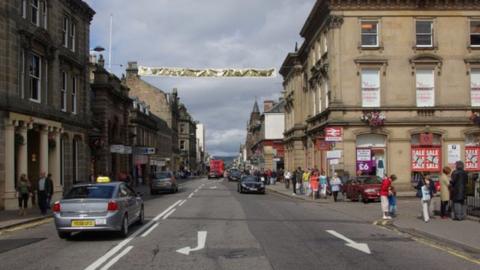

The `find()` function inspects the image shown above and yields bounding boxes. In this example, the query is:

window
[31,0,39,26]
[42,1,47,29]
[21,0,27,18]
[470,21,480,47]
[416,69,435,107]
[61,72,67,111]
[361,21,378,47]
[416,20,433,47]
[62,16,69,48]
[323,36,328,53]
[317,86,322,113]
[69,22,76,52]
[72,75,77,114]
[312,89,317,115]
[180,140,185,150]
[471,69,480,106]
[324,81,329,109]
[361,69,380,107]
[29,53,41,102]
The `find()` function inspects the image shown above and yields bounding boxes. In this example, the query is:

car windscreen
[362,177,382,184]
[65,185,115,199]
[241,176,259,182]
[154,172,171,179]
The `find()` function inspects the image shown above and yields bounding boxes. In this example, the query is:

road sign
[327,150,342,159]
[325,127,343,142]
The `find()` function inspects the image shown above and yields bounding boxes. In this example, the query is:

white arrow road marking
[176,231,207,255]
[326,230,371,254]
[100,246,134,270]
[162,208,176,220]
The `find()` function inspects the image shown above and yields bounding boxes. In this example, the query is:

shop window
[416,20,433,47]
[416,69,435,107]
[471,69,480,106]
[356,134,387,177]
[361,21,378,47]
[465,133,480,171]
[361,69,380,107]
[470,20,480,47]
[29,53,41,102]
[411,133,441,173]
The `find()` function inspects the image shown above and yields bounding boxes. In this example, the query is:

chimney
[264,100,274,112]
[126,61,138,78]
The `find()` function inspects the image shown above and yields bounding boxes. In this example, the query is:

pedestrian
[293,167,303,195]
[310,170,319,199]
[421,176,435,222]
[451,161,468,221]
[284,170,291,189]
[319,171,328,199]
[380,174,396,220]
[271,170,277,185]
[37,172,52,215]
[330,173,342,202]
[439,166,452,219]
[302,169,311,195]
[16,174,31,216]
[388,182,397,217]
[45,173,54,209]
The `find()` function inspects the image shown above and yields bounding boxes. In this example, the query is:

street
[0,178,478,270]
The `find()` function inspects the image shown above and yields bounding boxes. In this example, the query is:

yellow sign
[96,176,111,183]
[71,220,95,227]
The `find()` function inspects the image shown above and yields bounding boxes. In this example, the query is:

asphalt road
[0,178,478,270]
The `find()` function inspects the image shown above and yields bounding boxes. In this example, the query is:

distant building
[196,123,206,172]
[178,104,197,172]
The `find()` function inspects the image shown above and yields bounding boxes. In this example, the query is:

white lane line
[188,193,194,198]
[99,246,134,270]
[179,200,187,206]
[140,223,159,238]
[85,199,182,270]
[162,208,176,220]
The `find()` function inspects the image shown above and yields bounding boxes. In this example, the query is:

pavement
[266,182,480,256]
[0,177,478,269]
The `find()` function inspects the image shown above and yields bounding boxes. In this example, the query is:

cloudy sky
[85,0,315,156]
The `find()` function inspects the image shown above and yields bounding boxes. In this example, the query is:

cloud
[85,0,315,155]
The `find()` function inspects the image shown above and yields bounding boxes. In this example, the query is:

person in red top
[380,174,397,220]
[309,171,320,199]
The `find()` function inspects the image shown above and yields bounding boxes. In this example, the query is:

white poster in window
[356,148,372,161]
[447,144,461,165]
[361,69,380,107]
[471,69,480,107]
[416,69,435,107]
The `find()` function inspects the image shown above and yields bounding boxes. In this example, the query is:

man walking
[37,172,53,215]
[451,161,468,220]
[292,167,302,195]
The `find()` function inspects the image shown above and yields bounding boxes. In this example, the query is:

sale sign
[465,147,480,171]
[411,147,441,172]
[357,161,373,173]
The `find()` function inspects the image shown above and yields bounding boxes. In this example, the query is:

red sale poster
[411,147,441,172]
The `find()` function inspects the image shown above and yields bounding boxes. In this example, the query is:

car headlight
[364,188,376,193]
[241,183,247,187]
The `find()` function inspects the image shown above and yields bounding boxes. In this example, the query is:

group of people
[283,167,343,201]
[15,172,54,216]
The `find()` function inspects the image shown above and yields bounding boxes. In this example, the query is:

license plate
[71,220,95,227]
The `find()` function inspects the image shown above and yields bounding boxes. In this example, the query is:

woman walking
[439,166,452,219]
[330,173,342,202]
[420,175,436,222]
[16,174,31,216]
[319,171,328,199]
[310,171,319,199]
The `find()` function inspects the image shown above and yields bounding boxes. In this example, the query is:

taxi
[53,177,144,239]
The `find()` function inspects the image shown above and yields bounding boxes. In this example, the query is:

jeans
[333,191,339,202]
[38,191,48,215]
[453,201,465,220]
[440,200,449,217]
[292,180,297,194]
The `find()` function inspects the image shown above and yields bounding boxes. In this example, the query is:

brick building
[178,104,197,172]
[125,62,180,171]
[0,0,94,209]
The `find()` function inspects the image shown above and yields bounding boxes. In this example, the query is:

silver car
[53,182,144,239]
[150,171,178,195]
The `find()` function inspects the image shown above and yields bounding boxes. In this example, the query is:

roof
[265,99,285,114]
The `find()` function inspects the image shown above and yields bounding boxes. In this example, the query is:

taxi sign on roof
[96,176,111,183]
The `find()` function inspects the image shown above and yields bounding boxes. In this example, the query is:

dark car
[150,171,178,195]
[237,176,265,194]
[344,175,382,203]
[228,170,242,182]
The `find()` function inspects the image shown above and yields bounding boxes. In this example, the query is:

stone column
[49,129,62,202]
[4,122,17,209]
[17,125,28,177]
[39,126,49,175]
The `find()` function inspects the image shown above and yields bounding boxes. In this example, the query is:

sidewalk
[266,183,480,255]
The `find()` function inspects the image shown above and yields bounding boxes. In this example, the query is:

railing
[466,196,480,217]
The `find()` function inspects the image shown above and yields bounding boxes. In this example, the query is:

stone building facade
[125,62,180,171]
[280,0,480,191]
[245,101,261,164]
[0,0,94,209]
[178,104,197,172]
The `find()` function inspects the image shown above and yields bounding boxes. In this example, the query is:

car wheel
[119,215,129,238]
[137,207,144,225]
[58,231,71,239]
[362,197,369,204]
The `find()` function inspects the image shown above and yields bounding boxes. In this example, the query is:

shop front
[410,133,442,185]
[355,134,387,178]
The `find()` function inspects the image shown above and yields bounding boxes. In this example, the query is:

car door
[120,184,136,224]
[126,185,141,219]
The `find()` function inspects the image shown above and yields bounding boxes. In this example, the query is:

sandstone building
[280,0,480,190]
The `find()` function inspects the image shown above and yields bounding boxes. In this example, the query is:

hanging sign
[315,140,331,151]
[325,127,343,142]
[465,147,480,171]
[411,147,441,172]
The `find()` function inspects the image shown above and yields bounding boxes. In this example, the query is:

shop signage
[325,127,343,142]
[150,160,166,167]
[357,161,373,173]
[135,147,156,155]
[419,133,433,145]
[465,147,480,171]
[329,159,339,165]
[356,148,371,161]
[447,144,461,165]
[110,145,132,154]
[327,150,342,159]
[134,155,148,165]
[316,140,331,151]
[411,147,441,172]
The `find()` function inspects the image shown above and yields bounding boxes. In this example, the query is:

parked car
[150,171,178,195]
[344,175,382,203]
[228,170,242,181]
[53,182,144,239]
[237,176,265,194]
